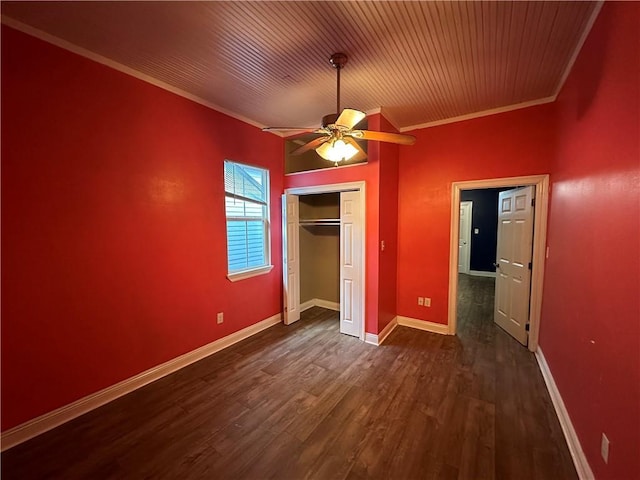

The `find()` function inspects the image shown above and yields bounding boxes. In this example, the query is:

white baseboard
[364,332,378,345]
[300,299,315,312]
[1,312,282,452]
[468,270,497,278]
[378,317,398,345]
[397,316,451,335]
[300,298,340,312]
[314,298,340,311]
[365,317,398,346]
[535,348,594,480]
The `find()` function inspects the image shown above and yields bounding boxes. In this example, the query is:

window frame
[224,160,273,282]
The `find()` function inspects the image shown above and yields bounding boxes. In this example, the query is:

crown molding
[400,96,556,132]
[0,16,271,133]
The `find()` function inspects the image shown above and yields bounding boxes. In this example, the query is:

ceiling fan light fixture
[316,138,358,163]
[265,52,416,157]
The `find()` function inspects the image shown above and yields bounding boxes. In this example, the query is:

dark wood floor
[2,274,576,479]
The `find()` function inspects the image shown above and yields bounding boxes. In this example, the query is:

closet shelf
[299,218,340,226]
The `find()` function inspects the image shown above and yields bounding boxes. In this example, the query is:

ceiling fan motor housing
[322,113,340,127]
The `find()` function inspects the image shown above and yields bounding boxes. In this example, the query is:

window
[224,160,272,280]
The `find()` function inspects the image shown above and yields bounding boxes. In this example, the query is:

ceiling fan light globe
[316,139,358,163]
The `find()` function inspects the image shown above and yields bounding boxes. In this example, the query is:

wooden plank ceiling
[1,1,600,132]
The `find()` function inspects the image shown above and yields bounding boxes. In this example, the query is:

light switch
[474,228,479,234]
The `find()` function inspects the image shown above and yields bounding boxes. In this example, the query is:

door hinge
[531,198,536,207]
[525,323,530,332]
[528,262,532,270]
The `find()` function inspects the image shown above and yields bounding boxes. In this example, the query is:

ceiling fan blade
[291,135,330,155]
[262,127,317,132]
[349,130,416,146]
[335,108,366,129]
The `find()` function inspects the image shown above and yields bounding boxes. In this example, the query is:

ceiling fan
[263,53,416,164]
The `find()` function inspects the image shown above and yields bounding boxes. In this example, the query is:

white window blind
[224,161,270,274]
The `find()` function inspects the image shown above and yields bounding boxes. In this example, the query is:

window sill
[227,265,274,282]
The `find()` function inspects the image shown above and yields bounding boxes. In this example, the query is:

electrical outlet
[217,312,224,324]
[601,433,610,464]
[418,297,424,306]
[424,297,431,307]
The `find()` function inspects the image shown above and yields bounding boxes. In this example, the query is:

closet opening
[282,181,365,340]
[299,193,341,314]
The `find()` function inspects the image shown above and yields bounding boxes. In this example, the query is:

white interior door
[339,191,362,337]
[494,186,535,345]
[282,193,300,325]
[458,201,472,273]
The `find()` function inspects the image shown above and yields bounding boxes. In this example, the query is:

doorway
[282,181,366,341]
[448,175,549,352]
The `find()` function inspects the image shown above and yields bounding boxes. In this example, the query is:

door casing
[283,181,366,341]
[448,175,549,352]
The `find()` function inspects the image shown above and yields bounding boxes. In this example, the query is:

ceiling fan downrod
[329,53,348,116]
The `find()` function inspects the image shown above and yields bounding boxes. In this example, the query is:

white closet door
[340,191,362,337]
[282,193,300,325]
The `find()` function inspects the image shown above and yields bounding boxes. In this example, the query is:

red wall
[539,3,640,479]
[1,26,284,431]
[397,104,555,324]
[377,116,400,332]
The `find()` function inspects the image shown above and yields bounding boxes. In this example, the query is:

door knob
[493,262,500,269]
